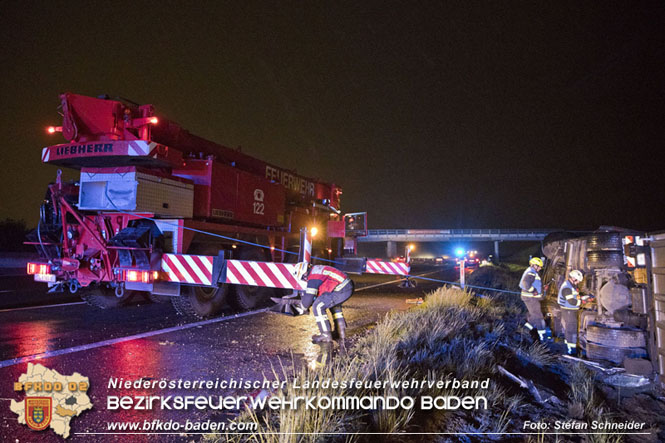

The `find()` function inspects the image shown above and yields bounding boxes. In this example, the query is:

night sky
[2,2,664,231]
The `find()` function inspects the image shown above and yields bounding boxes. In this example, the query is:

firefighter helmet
[529,257,544,267]
[569,270,583,282]
[293,262,309,280]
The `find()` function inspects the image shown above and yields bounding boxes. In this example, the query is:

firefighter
[520,257,550,341]
[558,269,587,356]
[293,262,353,343]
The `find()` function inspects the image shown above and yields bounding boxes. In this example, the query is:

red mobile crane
[27,93,345,318]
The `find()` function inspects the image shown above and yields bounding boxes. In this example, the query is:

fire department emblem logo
[25,397,52,431]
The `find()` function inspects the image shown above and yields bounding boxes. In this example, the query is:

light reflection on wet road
[0,268,453,441]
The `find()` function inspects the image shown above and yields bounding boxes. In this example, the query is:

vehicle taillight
[27,262,51,275]
[121,269,159,283]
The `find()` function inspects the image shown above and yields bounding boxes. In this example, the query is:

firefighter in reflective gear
[293,262,353,343]
[558,270,587,355]
[520,257,549,341]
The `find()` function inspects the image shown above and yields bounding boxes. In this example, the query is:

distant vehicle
[454,254,481,269]
[465,256,481,268]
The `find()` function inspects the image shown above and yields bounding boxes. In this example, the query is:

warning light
[455,248,465,257]
[127,270,139,282]
[149,117,159,124]
[310,227,319,238]
[122,269,156,283]
[46,126,62,134]
[408,244,415,251]
[27,262,51,275]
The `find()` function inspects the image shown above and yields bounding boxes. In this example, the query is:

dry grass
[567,363,596,419]
[212,286,508,442]
[517,342,557,368]
[209,284,624,442]
[564,364,625,443]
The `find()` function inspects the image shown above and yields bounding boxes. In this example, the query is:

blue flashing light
[455,248,465,257]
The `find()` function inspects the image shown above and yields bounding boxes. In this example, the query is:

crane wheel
[80,286,134,309]
[171,284,228,319]
[146,293,170,304]
[231,247,274,310]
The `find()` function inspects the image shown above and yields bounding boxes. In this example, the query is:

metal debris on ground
[405,297,424,304]
[497,365,545,403]
[603,373,651,388]
[270,297,302,316]
[560,355,625,374]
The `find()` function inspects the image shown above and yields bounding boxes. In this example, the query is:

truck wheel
[231,247,273,310]
[587,251,623,269]
[80,287,134,309]
[171,285,228,319]
[586,232,622,252]
[586,325,647,348]
[586,342,647,364]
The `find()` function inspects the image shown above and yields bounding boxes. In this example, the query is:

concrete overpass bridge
[357,229,558,259]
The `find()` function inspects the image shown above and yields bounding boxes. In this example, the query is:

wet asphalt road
[0,267,455,442]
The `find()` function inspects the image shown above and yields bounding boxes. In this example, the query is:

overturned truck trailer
[542,228,665,381]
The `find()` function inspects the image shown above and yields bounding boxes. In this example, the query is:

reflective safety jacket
[558,279,580,310]
[302,265,351,308]
[519,266,542,298]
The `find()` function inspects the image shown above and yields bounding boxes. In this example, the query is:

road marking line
[0,301,86,313]
[0,307,269,369]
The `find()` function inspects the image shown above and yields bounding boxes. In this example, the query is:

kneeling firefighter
[293,262,354,343]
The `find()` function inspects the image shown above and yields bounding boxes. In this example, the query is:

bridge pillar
[494,241,500,261]
[386,241,397,258]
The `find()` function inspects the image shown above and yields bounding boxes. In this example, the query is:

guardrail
[358,229,559,242]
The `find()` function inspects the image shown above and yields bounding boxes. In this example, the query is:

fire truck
[25,93,356,318]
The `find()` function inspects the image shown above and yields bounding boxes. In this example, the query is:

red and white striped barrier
[365,259,410,276]
[161,254,213,286]
[224,260,306,290]
[304,235,312,263]
[160,254,410,289]
[298,229,312,264]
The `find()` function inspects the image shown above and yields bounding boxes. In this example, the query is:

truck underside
[541,229,655,366]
